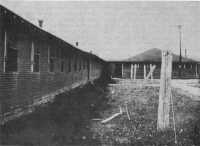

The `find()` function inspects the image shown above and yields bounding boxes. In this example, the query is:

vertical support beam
[157,50,172,130]
[134,64,137,80]
[151,64,154,80]
[150,64,152,79]
[144,64,146,79]
[130,64,133,79]
[121,63,124,78]
[149,64,152,80]
[3,30,7,72]
[196,64,198,78]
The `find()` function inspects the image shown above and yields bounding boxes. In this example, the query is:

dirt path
[172,79,200,101]
[0,80,110,146]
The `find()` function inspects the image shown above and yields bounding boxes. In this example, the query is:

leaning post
[157,50,172,130]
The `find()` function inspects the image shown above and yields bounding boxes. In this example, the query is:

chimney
[76,42,79,47]
[38,19,43,28]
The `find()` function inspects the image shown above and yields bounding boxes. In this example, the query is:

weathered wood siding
[0,6,105,123]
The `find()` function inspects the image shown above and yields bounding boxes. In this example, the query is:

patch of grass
[90,81,200,146]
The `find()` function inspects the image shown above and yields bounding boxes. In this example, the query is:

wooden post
[157,50,172,130]
[130,64,133,79]
[151,64,154,80]
[144,64,146,79]
[150,64,152,79]
[149,64,152,80]
[134,64,137,80]
[196,64,198,78]
[121,63,124,78]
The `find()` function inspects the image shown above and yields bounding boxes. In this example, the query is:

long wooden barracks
[0,5,107,124]
[109,48,199,79]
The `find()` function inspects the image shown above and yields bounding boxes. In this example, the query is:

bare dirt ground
[1,78,200,146]
[172,79,200,100]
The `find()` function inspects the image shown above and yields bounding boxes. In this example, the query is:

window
[33,47,40,72]
[83,60,86,69]
[79,59,82,71]
[31,42,40,72]
[49,47,56,72]
[5,46,18,72]
[49,58,54,72]
[4,31,18,72]
[60,48,64,72]
[74,57,77,71]
[61,60,64,72]
[85,60,87,69]
[68,58,71,72]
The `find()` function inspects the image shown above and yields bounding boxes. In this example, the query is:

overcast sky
[1,1,200,61]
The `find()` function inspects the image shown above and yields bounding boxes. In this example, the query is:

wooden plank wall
[0,13,104,117]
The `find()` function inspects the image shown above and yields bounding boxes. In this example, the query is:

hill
[125,48,196,62]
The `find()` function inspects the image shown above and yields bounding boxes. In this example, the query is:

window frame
[4,31,18,73]
[49,47,56,73]
[68,58,71,73]
[79,58,82,71]
[5,45,18,73]
[31,41,40,73]
[74,56,77,72]
[60,48,65,73]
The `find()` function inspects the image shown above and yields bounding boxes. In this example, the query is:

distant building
[109,48,199,79]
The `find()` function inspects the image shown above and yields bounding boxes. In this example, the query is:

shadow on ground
[0,79,114,146]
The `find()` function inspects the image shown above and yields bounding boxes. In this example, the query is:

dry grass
[91,79,200,146]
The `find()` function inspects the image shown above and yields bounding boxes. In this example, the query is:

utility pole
[177,25,182,78]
